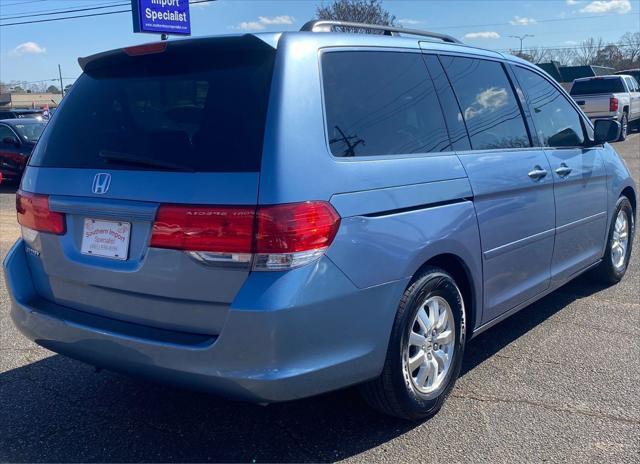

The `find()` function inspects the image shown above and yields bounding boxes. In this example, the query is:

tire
[618,112,628,141]
[592,196,635,285]
[359,267,466,420]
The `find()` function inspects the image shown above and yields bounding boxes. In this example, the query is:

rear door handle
[555,164,572,177]
[528,166,548,181]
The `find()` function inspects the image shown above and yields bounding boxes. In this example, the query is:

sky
[1,0,639,86]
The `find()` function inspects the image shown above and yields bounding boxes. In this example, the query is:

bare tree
[574,37,605,66]
[548,48,577,66]
[619,31,640,64]
[593,44,625,69]
[509,46,549,64]
[316,0,396,32]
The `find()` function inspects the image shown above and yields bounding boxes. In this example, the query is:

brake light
[610,97,619,112]
[149,201,341,270]
[123,42,167,56]
[16,190,65,235]
[150,205,255,253]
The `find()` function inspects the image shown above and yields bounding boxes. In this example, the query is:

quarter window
[322,51,451,157]
[439,56,530,150]
[513,66,585,147]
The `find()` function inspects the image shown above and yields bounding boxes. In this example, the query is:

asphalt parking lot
[0,134,638,463]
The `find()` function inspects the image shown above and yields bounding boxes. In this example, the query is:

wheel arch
[621,186,637,220]
[412,253,478,339]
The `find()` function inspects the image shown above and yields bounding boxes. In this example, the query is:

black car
[0,118,46,183]
[0,109,45,120]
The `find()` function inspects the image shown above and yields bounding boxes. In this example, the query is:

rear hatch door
[21,35,276,336]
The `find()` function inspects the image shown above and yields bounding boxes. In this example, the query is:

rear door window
[30,38,275,172]
[514,66,585,148]
[439,56,530,150]
[322,51,451,157]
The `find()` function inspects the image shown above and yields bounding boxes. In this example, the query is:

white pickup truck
[570,75,640,141]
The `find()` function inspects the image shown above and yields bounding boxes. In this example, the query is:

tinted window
[0,112,14,120]
[30,38,275,172]
[423,54,471,151]
[0,125,15,142]
[440,56,530,150]
[514,67,585,148]
[570,78,625,95]
[322,51,450,157]
[13,121,46,143]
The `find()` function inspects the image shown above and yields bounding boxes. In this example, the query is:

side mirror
[593,119,621,145]
[2,136,20,146]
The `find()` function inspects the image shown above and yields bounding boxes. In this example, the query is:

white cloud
[464,31,501,40]
[235,15,294,30]
[510,16,536,26]
[580,0,631,13]
[566,0,580,5]
[12,42,46,55]
[398,18,423,25]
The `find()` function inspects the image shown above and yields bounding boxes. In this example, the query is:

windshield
[30,37,275,172]
[570,78,626,95]
[13,121,46,142]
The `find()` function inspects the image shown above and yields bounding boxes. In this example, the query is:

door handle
[528,166,548,181]
[555,164,572,177]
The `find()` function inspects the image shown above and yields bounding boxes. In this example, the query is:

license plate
[81,218,131,260]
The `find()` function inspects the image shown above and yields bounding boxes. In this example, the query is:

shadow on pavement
[0,272,612,463]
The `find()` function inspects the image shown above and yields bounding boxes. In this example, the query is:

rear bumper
[4,239,405,402]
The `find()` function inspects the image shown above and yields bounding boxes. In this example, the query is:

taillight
[149,201,341,270]
[150,205,255,253]
[610,97,619,112]
[16,190,65,235]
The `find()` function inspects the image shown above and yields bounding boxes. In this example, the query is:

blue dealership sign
[131,0,191,36]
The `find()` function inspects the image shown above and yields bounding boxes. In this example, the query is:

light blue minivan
[4,21,636,420]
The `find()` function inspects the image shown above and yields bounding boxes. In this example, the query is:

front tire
[593,196,634,284]
[359,267,466,420]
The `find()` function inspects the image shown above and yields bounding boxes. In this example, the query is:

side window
[322,51,451,157]
[423,54,471,151]
[0,125,16,144]
[513,66,585,148]
[439,56,530,150]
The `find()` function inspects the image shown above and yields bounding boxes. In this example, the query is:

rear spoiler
[78,34,277,73]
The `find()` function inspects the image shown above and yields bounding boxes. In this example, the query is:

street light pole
[58,64,64,97]
[509,34,534,54]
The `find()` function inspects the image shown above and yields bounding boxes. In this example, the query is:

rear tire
[592,196,634,285]
[359,267,466,420]
[618,113,628,141]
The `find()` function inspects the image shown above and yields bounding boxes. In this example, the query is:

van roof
[79,21,527,72]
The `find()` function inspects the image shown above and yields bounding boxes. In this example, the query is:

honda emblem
[92,173,111,194]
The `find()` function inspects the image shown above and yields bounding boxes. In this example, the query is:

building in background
[0,92,62,110]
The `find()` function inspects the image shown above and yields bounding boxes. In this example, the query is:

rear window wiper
[99,150,195,172]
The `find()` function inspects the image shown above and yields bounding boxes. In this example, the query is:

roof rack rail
[299,20,462,44]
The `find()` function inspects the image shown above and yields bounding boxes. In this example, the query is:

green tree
[46,85,61,94]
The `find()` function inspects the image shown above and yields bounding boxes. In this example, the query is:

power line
[430,13,633,31]
[496,43,636,52]
[0,0,46,7]
[0,1,128,21]
[0,0,216,27]
[0,9,131,26]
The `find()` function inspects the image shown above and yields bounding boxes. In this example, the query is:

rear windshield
[14,121,46,142]
[30,37,275,172]
[570,78,626,95]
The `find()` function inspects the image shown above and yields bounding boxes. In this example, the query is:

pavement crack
[451,392,639,426]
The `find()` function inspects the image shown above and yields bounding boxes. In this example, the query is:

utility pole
[509,34,534,55]
[58,64,64,97]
